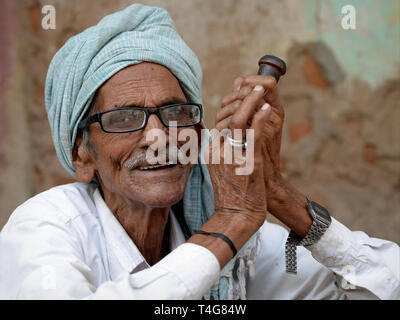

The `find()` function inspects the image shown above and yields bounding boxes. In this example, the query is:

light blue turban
[45,3,259,300]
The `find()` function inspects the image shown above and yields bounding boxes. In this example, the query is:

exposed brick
[289,119,313,144]
[363,144,376,164]
[301,52,329,88]
[29,4,41,34]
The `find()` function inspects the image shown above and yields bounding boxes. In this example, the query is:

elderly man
[0,4,398,300]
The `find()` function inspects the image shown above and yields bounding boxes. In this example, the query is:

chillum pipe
[257,55,286,83]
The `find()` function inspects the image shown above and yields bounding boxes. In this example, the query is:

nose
[138,114,169,150]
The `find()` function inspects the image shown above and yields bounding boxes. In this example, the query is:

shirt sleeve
[307,217,400,300]
[246,221,347,300]
[0,207,220,300]
[91,243,220,300]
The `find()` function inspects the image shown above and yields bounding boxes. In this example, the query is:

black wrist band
[193,229,237,257]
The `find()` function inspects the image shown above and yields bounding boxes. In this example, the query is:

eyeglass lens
[101,105,200,132]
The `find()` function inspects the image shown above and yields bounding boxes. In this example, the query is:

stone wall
[0,0,399,242]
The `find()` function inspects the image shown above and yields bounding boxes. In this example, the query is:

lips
[137,161,177,171]
[126,156,185,181]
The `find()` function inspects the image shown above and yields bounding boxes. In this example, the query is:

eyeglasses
[78,103,203,133]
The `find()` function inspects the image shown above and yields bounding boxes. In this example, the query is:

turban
[45,4,202,177]
[44,3,259,300]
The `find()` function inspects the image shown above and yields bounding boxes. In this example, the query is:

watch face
[310,201,332,224]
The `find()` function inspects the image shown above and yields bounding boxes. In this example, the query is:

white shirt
[0,182,398,300]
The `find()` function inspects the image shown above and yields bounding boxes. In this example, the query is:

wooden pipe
[258,54,286,82]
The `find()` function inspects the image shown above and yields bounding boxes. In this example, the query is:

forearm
[188,179,312,269]
[267,178,312,237]
[187,213,260,268]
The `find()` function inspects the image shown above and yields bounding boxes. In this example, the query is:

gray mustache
[124,146,183,169]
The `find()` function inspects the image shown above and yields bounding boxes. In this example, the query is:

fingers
[267,108,284,128]
[242,75,283,114]
[229,85,266,140]
[248,102,273,169]
[252,103,272,144]
[233,76,244,92]
[216,73,284,144]
[221,85,253,108]
[216,116,232,132]
[216,100,241,123]
[218,84,260,130]
[221,74,283,117]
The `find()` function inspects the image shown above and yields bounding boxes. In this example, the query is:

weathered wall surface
[0,0,32,228]
[0,0,399,242]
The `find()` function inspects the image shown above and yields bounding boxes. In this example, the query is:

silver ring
[227,132,247,149]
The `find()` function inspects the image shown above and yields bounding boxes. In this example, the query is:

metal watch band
[285,199,331,274]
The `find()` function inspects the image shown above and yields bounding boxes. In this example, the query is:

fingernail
[253,85,264,92]
[261,103,271,111]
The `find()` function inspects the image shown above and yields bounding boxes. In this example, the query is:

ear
[72,133,96,183]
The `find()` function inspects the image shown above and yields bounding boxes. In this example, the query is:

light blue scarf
[45,3,259,300]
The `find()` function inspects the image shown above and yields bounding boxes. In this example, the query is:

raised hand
[216,75,285,198]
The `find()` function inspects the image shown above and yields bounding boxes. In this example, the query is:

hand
[189,76,309,268]
[205,84,271,229]
[216,75,285,197]
[215,75,313,237]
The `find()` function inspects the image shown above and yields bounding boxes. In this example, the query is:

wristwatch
[285,198,332,274]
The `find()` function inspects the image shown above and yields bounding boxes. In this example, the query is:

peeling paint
[303,0,400,87]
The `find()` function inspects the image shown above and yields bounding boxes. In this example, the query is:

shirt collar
[93,188,186,276]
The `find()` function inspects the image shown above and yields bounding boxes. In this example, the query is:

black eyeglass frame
[78,103,203,133]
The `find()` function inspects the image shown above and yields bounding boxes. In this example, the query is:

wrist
[266,179,312,237]
[208,211,260,245]
[214,209,265,231]
[188,212,260,268]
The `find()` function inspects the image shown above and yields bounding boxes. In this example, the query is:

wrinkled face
[85,62,199,208]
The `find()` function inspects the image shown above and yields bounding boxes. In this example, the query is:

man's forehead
[107,62,173,82]
[92,62,187,110]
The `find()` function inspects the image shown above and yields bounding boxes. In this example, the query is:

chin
[137,186,185,208]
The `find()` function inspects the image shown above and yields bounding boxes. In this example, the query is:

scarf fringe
[204,231,261,300]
